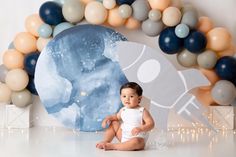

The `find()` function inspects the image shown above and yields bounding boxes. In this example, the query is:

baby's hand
[131,127,142,136]
[101,118,111,128]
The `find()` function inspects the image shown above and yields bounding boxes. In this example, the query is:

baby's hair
[120,82,143,96]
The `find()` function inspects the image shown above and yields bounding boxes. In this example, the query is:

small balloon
[175,23,190,38]
[118,4,132,19]
[215,56,236,82]
[11,89,32,107]
[5,69,29,91]
[177,49,197,67]
[38,23,53,38]
[39,1,64,25]
[197,50,217,69]
[103,0,116,9]
[162,7,181,27]
[211,80,236,105]
[148,0,171,11]
[142,19,164,37]
[132,0,150,21]
[148,9,162,22]
[184,30,207,53]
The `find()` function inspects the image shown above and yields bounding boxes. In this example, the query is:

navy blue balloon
[27,76,38,95]
[215,56,236,83]
[24,52,40,76]
[184,30,207,53]
[116,0,135,5]
[39,1,64,25]
[159,27,184,54]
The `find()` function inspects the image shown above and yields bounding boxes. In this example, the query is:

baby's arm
[132,108,155,135]
[101,109,122,128]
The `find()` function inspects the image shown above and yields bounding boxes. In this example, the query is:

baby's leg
[104,137,145,151]
[96,121,121,149]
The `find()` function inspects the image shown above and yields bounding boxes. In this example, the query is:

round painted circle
[35,24,128,131]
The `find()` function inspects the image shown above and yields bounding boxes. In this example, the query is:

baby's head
[120,82,143,108]
[120,82,143,96]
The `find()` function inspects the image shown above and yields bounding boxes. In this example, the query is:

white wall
[0,0,236,127]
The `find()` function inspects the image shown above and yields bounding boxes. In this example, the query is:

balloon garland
[0,0,236,110]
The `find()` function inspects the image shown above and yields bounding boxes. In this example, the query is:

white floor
[0,127,235,157]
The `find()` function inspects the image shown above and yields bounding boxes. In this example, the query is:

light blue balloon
[175,23,190,38]
[8,41,15,49]
[38,24,53,38]
[53,22,74,37]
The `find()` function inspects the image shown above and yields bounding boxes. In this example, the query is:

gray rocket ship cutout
[116,41,214,130]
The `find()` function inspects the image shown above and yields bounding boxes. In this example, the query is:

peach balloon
[25,14,44,37]
[206,27,231,52]
[217,43,236,57]
[14,32,37,54]
[162,7,181,26]
[85,1,108,25]
[125,17,141,29]
[0,83,12,103]
[3,49,24,69]
[80,0,95,4]
[148,0,171,11]
[197,16,213,33]
[37,37,52,52]
[199,68,220,90]
[107,7,126,27]
[5,69,29,91]
[193,88,214,106]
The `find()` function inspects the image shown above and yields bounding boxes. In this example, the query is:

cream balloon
[85,1,108,25]
[107,7,126,27]
[5,69,29,91]
[162,7,181,26]
[62,0,85,23]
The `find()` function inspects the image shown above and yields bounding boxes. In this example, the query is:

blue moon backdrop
[35,24,128,131]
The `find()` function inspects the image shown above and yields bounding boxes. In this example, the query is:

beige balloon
[0,83,12,103]
[177,49,197,67]
[14,32,37,54]
[11,89,32,107]
[5,69,29,91]
[63,0,85,23]
[85,1,108,25]
[162,7,181,26]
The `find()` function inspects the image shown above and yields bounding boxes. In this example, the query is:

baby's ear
[138,96,142,102]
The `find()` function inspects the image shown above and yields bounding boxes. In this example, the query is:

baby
[96,82,155,151]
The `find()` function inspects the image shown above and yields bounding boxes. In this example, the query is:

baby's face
[120,88,141,108]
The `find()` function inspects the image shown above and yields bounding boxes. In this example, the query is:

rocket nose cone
[116,41,145,70]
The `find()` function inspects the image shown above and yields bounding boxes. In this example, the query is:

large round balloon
[215,56,236,83]
[35,24,128,131]
[159,27,184,54]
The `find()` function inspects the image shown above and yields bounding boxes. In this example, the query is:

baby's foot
[96,141,107,149]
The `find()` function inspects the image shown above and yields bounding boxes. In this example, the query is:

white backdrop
[0,0,236,127]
